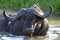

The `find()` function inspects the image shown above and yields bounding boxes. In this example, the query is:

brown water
[0,27,60,40]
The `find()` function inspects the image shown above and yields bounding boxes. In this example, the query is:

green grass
[0,0,60,13]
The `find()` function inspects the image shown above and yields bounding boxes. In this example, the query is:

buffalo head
[3,4,52,36]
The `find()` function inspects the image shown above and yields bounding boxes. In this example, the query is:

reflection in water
[0,28,60,40]
[1,36,25,40]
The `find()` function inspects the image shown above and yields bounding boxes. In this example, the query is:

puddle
[0,28,60,40]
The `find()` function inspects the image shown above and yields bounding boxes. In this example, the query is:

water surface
[0,27,60,40]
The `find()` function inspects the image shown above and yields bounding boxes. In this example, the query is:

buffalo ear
[33,4,43,13]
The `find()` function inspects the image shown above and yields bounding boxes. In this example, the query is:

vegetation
[49,19,60,26]
[0,0,60,12]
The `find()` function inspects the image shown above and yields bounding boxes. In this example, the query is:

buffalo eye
[19,16,26,23]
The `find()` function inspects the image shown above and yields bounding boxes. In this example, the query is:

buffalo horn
[3,10,14,21]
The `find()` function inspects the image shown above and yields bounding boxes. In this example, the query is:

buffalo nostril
[25,28,34,33]
[26,28,34,30]
[8,21,11,25]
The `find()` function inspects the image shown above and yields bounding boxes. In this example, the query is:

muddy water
[0,27,60,40]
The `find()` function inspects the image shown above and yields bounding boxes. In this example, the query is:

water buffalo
[0,11,8,31]
[0,4,52,36]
